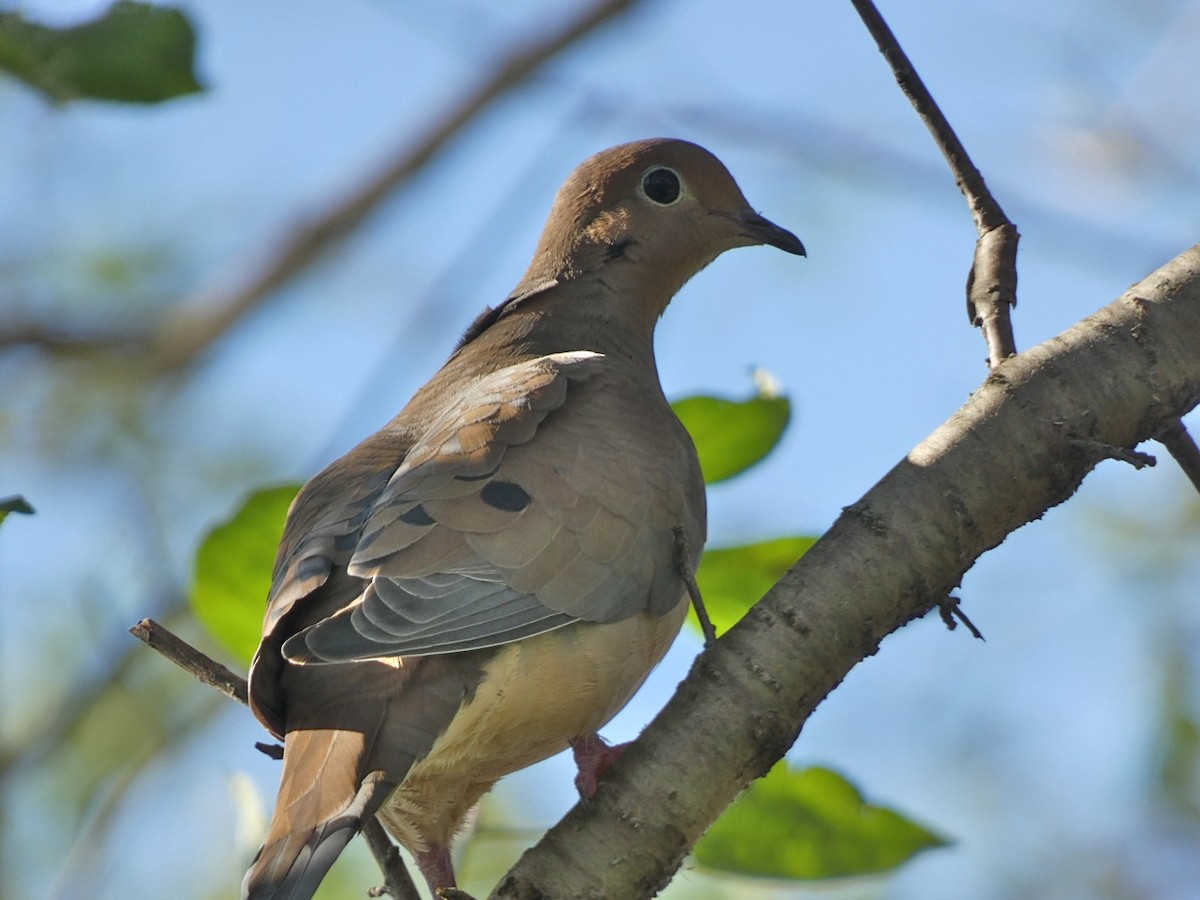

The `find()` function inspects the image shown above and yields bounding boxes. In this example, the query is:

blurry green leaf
[55,678,166,816]
[690,536,817,636]
[0,494,35,526]
[0,1,203,104]
[695,763,948,880]
[673,385,790,485]
[192,484,299,666]
[1155,643,1200,818]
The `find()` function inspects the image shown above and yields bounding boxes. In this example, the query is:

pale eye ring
[640,166,682,205]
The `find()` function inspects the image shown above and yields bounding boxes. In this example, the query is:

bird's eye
[641,166,682,205]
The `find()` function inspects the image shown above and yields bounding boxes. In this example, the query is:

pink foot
[415,845,456,896]
[570,732,628,799]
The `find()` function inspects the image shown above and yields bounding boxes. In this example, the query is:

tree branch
[128,618,422,900]
[849,0,1019,366]
[1157,418,1200,493]
[150,0,638,372]
[492,244,1200,897]
[129,618,247,705]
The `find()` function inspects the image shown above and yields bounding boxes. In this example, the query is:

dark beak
[734,209,806,256]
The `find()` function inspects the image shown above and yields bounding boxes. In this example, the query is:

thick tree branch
[150,0,637,372]
[492,245,1200,897]
[849,0,1019,366]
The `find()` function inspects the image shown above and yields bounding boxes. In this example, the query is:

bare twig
[129,618,248,704]
[849,0,1019,366]
[1156,418,1200,492]
[363,819,423,900]
[151,0,638,372]
[130,617,420,896]
[1070,438,1157,470]
[937,595,985,641]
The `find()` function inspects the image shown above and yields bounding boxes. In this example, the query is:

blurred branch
[849,0,1018,367]
[129,618,422,900]
[1157,419,1200,493]
[150,0,639,372]
[0,322,143,355]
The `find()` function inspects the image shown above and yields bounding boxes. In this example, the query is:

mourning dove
[242,138,804,899]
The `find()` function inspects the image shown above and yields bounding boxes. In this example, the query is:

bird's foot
[570,732,627,799]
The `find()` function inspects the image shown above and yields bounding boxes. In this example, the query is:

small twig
[937,596,985,641]
[130,617,420,895]
[673,527,716,646]
[254,741,284,760]
[849,0,1019,366]
[1070,438,1157,470]
[363,819,423,900]
[1157,419,1200,493]
[151,0,638,372]
[129,617,248,705]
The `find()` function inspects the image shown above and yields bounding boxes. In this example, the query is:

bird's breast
[379,596,688,849]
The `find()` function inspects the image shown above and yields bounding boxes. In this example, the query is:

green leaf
[0,494,35,526]
[695,763,949,880]
[690,535,817,636]
[672,386,790,485]
[191,484,300,666]
[0,1,203,105]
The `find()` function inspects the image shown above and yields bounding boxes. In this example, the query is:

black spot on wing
[480,481,531,512]
[399,504,435,526]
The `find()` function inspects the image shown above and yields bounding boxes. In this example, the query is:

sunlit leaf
[191,484,300,666]
[0,1,203,104]
[672,383,790,485]
[689,535,817,636]
[695,763,948,880]
[0,494,35,526]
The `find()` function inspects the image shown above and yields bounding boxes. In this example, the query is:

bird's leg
[570,732,628,799]
[672,525,716,645]
[414,845,456,897]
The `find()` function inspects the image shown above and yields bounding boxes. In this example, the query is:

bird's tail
[242,728,395,900]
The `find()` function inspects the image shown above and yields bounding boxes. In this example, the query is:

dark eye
[641,166,681,205]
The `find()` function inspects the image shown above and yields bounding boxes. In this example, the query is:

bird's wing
[280,349,700,665]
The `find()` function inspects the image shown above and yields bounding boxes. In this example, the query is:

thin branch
[937,595,986,641]
[363,819,423,900]
[129,617,420,897]
[129,618,248,705]
[150,0,638,372]
[1157,418,1200,493]
[1070,438,1157,470]
[849,0,1019,366]
[0,322,147,356]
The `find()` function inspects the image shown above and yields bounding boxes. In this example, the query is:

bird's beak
[730,209,806,256]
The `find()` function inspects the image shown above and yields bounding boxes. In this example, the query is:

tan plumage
[242,138,804,899]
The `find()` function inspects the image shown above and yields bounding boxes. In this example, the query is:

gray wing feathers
[283,350,700,664]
